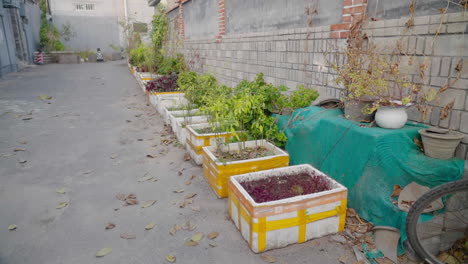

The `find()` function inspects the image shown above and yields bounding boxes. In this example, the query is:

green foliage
[274,85,320,112]
[178,71,225,106]
[177,72,319,148]
[158,53,186,75]
[39,0,64,51]
[151,4,169,51]
[129,45,147,67]
[78,50,96,60]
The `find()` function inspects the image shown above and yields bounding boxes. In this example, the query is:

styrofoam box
[170,115,210,145]
[155,94,188,116]
[228,164,348,253]
[202,140,289,198]
[185,123,232,165]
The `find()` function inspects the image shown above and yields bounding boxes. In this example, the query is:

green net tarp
[275,106,465,254]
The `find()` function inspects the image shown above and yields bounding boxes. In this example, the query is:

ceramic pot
[375,106,408,129]
[418,129,464,159]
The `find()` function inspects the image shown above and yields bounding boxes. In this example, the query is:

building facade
[48,0,154,54]
[162,0,468,160]
[0,0,41,77]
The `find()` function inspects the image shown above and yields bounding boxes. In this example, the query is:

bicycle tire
[406,179,468,264]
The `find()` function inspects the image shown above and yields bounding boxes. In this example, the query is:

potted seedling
[201,74,291,198]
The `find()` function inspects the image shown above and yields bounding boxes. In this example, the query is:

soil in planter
[239,172,332,203]
[214,146,274,162]
[172,113,202,118]
[195,127,226,134]
[167,105,197,111]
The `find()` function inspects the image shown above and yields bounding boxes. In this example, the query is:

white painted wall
[48,0,154,53]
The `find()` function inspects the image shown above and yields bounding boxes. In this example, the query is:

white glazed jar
[375,106,408,129]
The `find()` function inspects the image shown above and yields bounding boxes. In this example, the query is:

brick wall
[167,2,468,160]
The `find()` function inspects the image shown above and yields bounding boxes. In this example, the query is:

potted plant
[163,103,198,124]
[201,74,291,198]
[186,123,233,165]
[169,110,210,146]
[228,164,348,252]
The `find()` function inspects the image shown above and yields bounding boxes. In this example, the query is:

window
[75,2,95,11]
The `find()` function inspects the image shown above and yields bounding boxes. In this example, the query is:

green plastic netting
[275,106,464,254]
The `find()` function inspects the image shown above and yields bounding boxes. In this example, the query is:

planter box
[156,93,188,116]
[164,108,199,125]
[170,115,210,145]
[186,123,233,165]
[202,140,289,198]
[228,164,348,253]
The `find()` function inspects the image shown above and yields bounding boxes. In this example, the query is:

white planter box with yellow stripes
[170,115,210,145]
[155,93,188,116]
[203,140,289,198]
[228,164,348,253]
[186,123,233,165]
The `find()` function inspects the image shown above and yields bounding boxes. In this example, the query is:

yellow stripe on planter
[228,164,348,253]
[202,140,289,198]
[151,91,184,96]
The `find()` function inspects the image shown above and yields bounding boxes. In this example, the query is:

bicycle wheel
[406,179,468,264]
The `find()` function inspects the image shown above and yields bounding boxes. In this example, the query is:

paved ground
[0,61,356,264]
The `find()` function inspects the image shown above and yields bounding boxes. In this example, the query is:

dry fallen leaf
[125,199,139,206]
[126,194,137,200]
[173,189,185,193]
[96,247,112,257]
[209,242,217,247]
[13,148,26,152]
[191,232,204,242]
[190,175,196,180]
[8,224,17,231]
[339,255,349,263]
[169,224,182,235]
[37,95,53,100]
[347,208,357,217]
[105,223,116,230]
[56,188,66,194]
[141,200,156,208]
[116,193,127,201]
[185,181,192,185]
[184,221,196,231]
[138,176,154,182]
[120,233,136,239]
[183,153,191,161]
[146,154,158,158]
[261,255,277,263]
[184,240,199,246]
[165,255,176,263]
[145,222,156,230]
[391,185,403,198]
[191,206,200,212]
[56,202,68,209]
[207,232,219,240]
[184,193,197,199]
